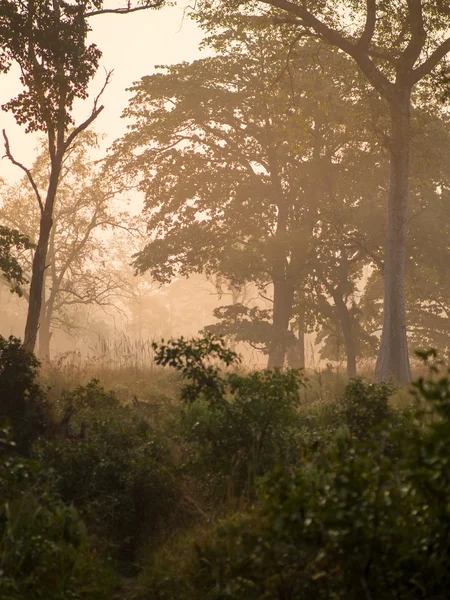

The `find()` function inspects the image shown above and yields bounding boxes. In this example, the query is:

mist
[1,2,450,598]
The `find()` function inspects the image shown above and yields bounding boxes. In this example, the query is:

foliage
[0,335,48,454]
[0,439,116,600]
[36,379,178,563]
[154,335,304,494]
[340,378,393,440]
[0,225,33,296]
[140,353,450,599]
[0,1,102,133]
[61,377,120,412]
[153,334,240,404]
[110,13,384,369]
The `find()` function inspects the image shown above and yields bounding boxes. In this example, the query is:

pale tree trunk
[375,93,412,384]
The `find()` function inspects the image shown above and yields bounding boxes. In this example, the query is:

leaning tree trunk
[23,164,61,354]
[267,279,295,369]
[375,93,412,384]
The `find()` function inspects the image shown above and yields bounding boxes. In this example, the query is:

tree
[359,110,450,361]
[111,15,383,369]
[0,0,164,353]
[0,133,133,360]
[215,0,450,382]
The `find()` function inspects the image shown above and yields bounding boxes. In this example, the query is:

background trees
[0,133,134,360]
[0,0,165,353]
[111,14,387,371]
[218,0,450,382]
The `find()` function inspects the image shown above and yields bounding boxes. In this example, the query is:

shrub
[0,435,116,600]
[340,378,393,440]
[141,354,450,600]
[154,336,304,496]
[0,335,48,454]
[36,380,178,564]
[61,378,120,412]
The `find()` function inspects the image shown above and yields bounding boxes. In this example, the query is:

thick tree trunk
[375,93,412,384]
[23,165,61,354]
[267,279,295,369]
[334,295,357,378]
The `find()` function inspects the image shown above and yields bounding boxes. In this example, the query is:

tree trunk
[375,93,412,384]
[23,165,61,353]
[267,279,295,369]
[286,327,306,369]
[37,277,51,361]
[38,315,52,361]
[287,305,306,369]
[334,295,357,378]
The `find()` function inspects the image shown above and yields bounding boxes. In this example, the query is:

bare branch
[2,130,44,214]
[94,69,113,113]
[64,71,111,151]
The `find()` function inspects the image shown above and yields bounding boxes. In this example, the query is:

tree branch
[357,0,376,50]
[400,0,426,72]
[411,35,450,84]
[64,71,111,151]
[64,106,104,152]
[86,0,165,17]
[258,0,393,98]
[2,130,44,214]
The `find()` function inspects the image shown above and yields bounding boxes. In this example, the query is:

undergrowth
[1,334,449,599]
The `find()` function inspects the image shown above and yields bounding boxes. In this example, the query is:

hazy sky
[0,2,204,184]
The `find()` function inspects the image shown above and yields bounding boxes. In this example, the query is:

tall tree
[111,17,382,369]
[214,0,450,381]
[0,0,164,353]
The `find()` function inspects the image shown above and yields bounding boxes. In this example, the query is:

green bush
[140,354,450,600]
[340,378,393,440]
[154,336,304,496]
[36,380,178,564]
[0,336,48,454]
[0,433,116,600]
[60,378,120,412]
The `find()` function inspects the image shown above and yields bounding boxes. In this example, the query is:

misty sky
[0,2,204,184]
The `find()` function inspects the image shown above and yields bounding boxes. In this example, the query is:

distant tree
[0,0,165,353]
[212,0,450,382]
[0,133,132,360]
